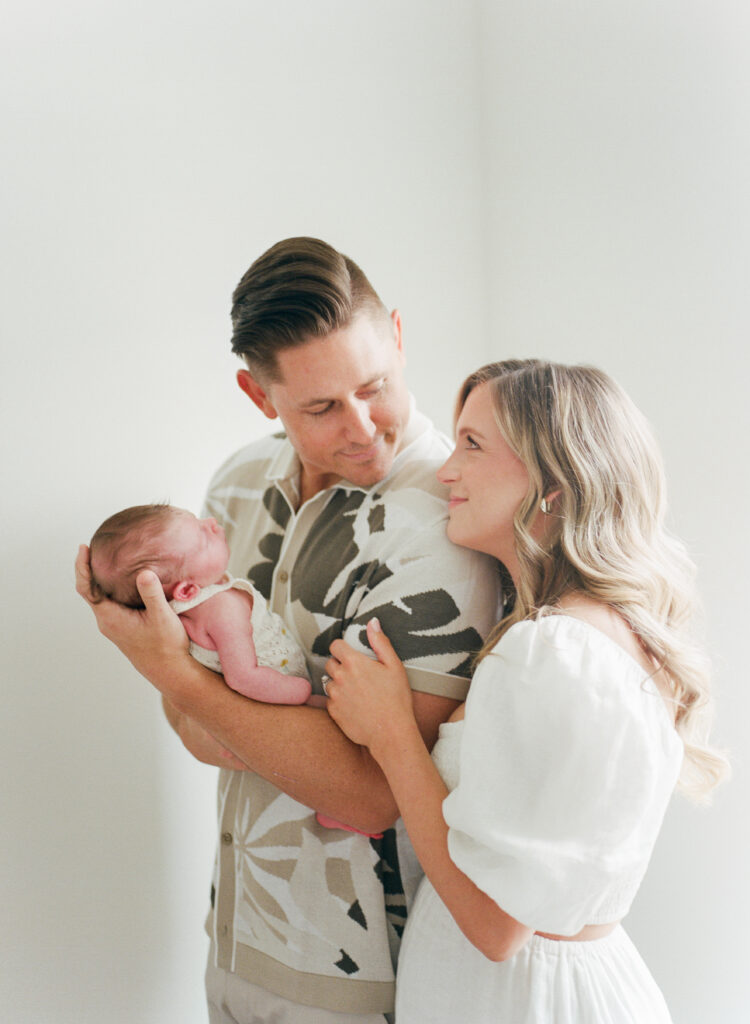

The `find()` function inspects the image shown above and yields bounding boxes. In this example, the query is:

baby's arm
[181,589,311,704]
[183,593,377,834]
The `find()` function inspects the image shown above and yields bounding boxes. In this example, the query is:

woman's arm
[326,619,533,962]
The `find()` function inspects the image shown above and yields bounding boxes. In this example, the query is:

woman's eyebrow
[456,424,486,439]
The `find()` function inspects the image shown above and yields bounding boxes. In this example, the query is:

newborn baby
[89,503,311,703]
[89,503,379,837]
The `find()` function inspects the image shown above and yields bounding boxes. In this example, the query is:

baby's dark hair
[89,503,180,608]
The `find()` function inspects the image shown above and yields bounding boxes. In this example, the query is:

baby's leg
[315,812,383,840]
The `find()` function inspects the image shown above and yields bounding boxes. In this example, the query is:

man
[76,237,500,1022]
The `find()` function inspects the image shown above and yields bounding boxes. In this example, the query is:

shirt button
[278,570,289,583]
[222,832,233,845]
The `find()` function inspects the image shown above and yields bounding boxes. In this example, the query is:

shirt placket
[214,484,336,971]
[267,489,334,620]
[214,771,242,971]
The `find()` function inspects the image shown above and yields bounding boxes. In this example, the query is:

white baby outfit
[395,614,683,1023]
[169,575,308,680]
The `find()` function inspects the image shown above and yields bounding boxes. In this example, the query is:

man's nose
[344,400,377,443]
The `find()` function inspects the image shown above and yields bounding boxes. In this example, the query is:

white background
[2,2,748,1021]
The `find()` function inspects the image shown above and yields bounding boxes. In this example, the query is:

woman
[324,360,728,1023]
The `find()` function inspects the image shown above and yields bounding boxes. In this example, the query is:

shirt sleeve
[202,434,503,702]
[442,616,681,934]
[335,507,503,701]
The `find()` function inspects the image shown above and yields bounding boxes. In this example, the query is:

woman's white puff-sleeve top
[442,615,684,936]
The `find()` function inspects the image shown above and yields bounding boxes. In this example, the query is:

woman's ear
[172,580,201,602]
[540,488,562,515]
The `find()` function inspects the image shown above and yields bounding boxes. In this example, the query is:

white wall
[1,4,486,1022]
[2,2,747,1022]
[478,4,750,1021]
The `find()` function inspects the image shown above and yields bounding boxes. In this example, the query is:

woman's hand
[325,618,417,757]
[75,544,190,688]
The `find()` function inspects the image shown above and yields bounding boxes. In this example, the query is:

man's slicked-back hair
[230,237,389,380]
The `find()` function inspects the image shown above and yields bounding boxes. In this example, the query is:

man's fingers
[75,544,99,604]
[135,569,168,610]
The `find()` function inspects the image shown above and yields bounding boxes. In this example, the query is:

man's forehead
[273,319,395,398]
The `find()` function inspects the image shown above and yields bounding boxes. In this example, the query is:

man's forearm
[161,694,250,772]
[162,695,181,735]
[77,548,453,830]
[162,656,400,832]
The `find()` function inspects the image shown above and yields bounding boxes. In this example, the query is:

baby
[89,503,312,704]
[89,503,380,838]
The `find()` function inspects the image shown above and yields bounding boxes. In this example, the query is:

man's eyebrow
[298,395,334,409]
[298,375,385,409]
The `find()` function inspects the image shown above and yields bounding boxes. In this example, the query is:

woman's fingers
[366,617,399,667]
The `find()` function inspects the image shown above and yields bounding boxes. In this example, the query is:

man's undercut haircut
[230,236,390,380]
[89,503,178,608]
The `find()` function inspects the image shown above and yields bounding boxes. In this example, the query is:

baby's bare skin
[178,585,311,704]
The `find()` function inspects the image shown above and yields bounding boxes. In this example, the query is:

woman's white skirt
[395,880,673,1023]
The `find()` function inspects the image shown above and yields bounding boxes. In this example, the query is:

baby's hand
[324,618,414,753]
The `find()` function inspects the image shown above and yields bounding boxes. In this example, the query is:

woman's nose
[437,450,459,484]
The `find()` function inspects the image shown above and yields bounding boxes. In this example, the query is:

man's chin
[338,452,394,488]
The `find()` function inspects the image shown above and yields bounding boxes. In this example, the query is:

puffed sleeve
[442,616,682,935]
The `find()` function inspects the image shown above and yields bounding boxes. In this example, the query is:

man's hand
[75,544,190,686]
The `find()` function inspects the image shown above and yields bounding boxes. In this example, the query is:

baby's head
[89,503,230,607]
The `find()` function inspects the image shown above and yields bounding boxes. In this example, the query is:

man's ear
[172,580,201,603]
[236,369,279,420]
[390,309,406,365]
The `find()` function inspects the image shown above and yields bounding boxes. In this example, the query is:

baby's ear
[172,580,200,602]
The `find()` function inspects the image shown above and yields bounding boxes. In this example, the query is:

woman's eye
[466,435,480,450]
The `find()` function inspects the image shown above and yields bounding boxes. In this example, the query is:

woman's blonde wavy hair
[460,359,728,801]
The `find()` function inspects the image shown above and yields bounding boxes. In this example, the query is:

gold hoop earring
[540,497,552,514]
